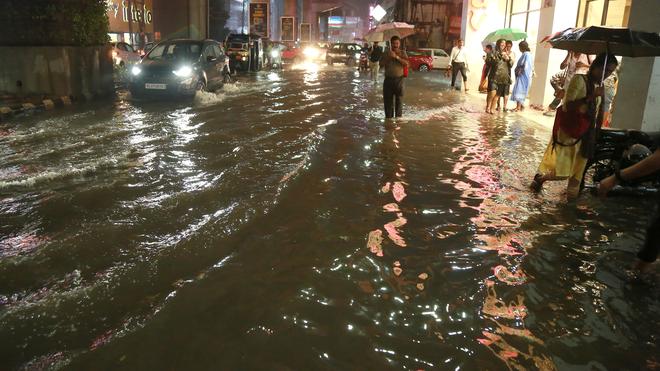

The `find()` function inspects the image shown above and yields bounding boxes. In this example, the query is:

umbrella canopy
[365,22,416,42]
[482,28,528,43]
[548,26,660,57]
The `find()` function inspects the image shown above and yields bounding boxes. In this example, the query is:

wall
[153,0,208,40]
[0,46,114,100]
[528,0,579,108]
[611,0,660,131]
[461,0,509,91]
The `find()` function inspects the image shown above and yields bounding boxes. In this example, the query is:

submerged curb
[0,96,73,122]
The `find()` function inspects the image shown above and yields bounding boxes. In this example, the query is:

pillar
[528,0,579,108]
[611,0,660,131]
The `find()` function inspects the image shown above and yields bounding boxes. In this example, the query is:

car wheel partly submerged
[418,64,429,72]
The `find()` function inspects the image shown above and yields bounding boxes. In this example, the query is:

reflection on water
[0,68,658,370]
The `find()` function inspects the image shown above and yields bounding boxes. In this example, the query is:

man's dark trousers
[451,62,467,88]
[383,76,404,118]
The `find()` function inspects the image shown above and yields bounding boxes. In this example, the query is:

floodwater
[1,65,658,370]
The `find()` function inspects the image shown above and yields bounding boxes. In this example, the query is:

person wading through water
[449,38,469,92]
[369,41,383,82]
[380,36,409,119]
[530,53,618,199]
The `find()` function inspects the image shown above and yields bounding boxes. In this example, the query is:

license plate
[145,83,166,90]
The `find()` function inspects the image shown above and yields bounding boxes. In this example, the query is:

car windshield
[147,42,202,61]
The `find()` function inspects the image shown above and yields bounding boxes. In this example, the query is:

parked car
[280,43,301,63]
[111,42,141,67]
[326,43,362,66]
[225,33,264,72]
[129,39,228,98]
[417,48,451,69]
[407,50,434,72]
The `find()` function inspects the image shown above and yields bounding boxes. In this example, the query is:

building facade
[459,0,660,131]
[107,0,210,46]
[106,0,155,44]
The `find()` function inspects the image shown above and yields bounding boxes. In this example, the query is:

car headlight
[131,66,141,76]
[303,47,319,58]
[173,66,192,77]
[271,50,280,58]
[242,56,247,61]
[354,53,361,59]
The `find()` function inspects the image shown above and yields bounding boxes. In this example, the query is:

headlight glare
[354,53,361,59]
[131,66,141,76]
[303,47,319,58]
[173,66,193,77]
[271,50,280,58]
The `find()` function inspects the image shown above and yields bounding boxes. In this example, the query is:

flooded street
[1,66,658,370]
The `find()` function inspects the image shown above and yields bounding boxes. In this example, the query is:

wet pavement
[1,64,658,370]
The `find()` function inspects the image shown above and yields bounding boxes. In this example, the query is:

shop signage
[249,2,269,38]
[281,17,295,41]
[300,23,311,42]
[106,0,154,33]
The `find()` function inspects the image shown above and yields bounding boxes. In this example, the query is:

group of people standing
[481,39,533,113]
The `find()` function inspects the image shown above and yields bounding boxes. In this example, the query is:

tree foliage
[0,0,110,46]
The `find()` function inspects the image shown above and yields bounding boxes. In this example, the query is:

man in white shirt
[448,39,469,92]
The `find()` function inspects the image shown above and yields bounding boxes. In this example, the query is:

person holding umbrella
[530,53,618,199]
[380,36,409,119]
[485,39,513,114]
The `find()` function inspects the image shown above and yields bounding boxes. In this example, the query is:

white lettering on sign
[107,0,153,25]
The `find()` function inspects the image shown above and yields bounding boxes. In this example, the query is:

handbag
[552,101,591,141]
[403,64,409,77]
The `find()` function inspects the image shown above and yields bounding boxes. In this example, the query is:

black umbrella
[548,26,660,57]
[549,26,660,83]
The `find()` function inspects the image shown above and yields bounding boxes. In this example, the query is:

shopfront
[461,0,633,110]
[106,0,156,48]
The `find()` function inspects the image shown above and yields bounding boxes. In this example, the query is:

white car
[111,42,141,67]
[417,48,451,70]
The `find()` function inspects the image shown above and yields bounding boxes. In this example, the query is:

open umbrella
[548,26,660,57]
[482,28,528,44]
[548,26,660,82]
[365,22,416,42]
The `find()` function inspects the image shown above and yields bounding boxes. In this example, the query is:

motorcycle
[359,50,369,72]
[582,128,660,196]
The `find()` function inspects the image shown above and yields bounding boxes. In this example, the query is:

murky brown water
[1,65,658,370]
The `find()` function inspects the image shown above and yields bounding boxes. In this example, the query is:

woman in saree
[530,52,619,199]
[511,41,533,112]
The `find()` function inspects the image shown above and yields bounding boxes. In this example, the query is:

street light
[371,5,386,22]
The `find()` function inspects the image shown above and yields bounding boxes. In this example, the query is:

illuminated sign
[281,17,295,41]
[250,2,269,37]
[106,0,154,33]
[328,16,344,28]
